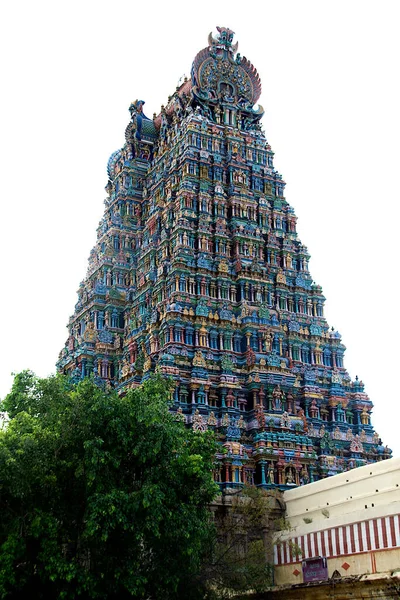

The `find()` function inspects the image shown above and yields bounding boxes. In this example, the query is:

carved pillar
[295,467,300,486]
[260,461,266,485]
[232,465,237,483]
[277,464,284,485]
[304,398,310,418]
[253,390,258,408]
[258,333,263,352]
[221,388,227,408]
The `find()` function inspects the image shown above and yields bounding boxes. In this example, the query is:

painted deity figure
[121,359,130,379]
[264,330,273,352]
[83,321,96,343]
[297,408,308,433]
[300,467,309,485]
[255,403,265,429]
[222,413,230,427]
[286,468,294,484]
[360,407,370,425]
[175,406,186,422]
[192,409,207,432]
[272,385,284,411]
[309,399,318,418]
[333,426,341,440]
[241,301,249,318]
[246,347,256,367]
[207,411,217,426]
[286,392,295,414]
[193,350,206,368]
[214,104,221,124]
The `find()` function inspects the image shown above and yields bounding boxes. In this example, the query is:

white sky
[1,0,399,455]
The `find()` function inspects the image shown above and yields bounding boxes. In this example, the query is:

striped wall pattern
[274,514,400,566]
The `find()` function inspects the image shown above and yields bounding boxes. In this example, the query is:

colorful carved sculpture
[57,27,391,488]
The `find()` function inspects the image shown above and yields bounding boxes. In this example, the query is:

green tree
[201,486,286,599]
[0,372,218,599]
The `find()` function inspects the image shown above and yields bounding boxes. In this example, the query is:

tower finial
[208,26,238,54]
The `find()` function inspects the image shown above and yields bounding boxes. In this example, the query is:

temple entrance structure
[57,27,391,488]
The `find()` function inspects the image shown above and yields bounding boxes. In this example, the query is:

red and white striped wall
[274,514,400,566]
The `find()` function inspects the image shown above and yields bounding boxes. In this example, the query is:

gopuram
[57,27,391,488]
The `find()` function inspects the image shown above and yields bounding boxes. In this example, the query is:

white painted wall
[280,458,400,537]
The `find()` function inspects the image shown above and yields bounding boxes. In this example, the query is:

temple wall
[274,548,400,586]
[273,458,400,586]
[258,573,400,600]
[283,457,400,528]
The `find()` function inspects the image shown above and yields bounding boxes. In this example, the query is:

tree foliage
[202,486,284,599]
[0,372,218,599]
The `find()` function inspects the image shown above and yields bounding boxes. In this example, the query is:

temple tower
[57,27,391,488]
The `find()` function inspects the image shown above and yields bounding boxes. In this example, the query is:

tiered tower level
[58,28,391,488]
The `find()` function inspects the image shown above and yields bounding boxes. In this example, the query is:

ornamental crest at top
[191,26,262,111]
